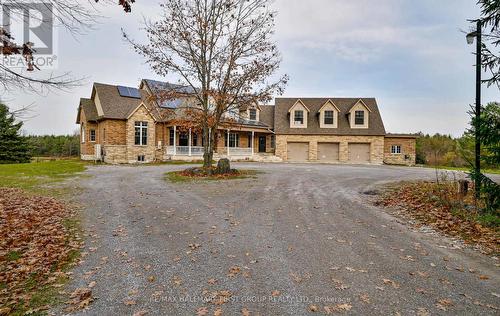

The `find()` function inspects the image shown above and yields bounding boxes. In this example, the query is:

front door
[258,136,266,152]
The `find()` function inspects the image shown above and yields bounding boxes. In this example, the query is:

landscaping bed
[377,181,499,255]
[166,167,259,182]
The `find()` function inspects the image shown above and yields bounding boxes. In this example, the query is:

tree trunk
[202,124,211,168]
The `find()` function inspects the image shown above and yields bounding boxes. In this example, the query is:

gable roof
[76,98,98,123]
[348,99,372,113]
[91,83,144,120]
[288,99,310,112]
[274,98,386,135]
[318,99,341,113]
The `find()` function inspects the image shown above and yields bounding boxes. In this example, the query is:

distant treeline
[416,133,498,169]
[27,135,80,157]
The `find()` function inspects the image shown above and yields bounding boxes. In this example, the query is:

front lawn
[0,159,87,192]
[0,160,87,315]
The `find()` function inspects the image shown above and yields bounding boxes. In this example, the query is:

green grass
[165,169,260,183]
[6,251,22,261]
[0,159,87,191]
[0,160,86,315]
[422,165,500,175]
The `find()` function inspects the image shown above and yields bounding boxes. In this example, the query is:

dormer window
[348,100,370,128]
[318,100,339,128]
[294,110,304,125]
[324,111,334,125]
[249,109,257,120]
[355,111,365,125]
[289,100,309,128]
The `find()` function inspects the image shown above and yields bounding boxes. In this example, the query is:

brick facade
[383,137,416,166]
[275,134,385,164]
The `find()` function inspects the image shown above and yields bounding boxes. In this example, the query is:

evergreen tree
[0,103,31,163]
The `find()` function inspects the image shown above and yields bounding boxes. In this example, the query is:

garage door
[317,142,339,162]
[348,143,370,163]
[287,142,309,162]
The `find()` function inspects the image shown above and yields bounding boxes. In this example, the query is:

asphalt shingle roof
[274,98,386,135]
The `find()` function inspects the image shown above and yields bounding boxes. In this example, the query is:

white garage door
[317,142,339,162]
[348,143,370,163]
[287,142,309,162]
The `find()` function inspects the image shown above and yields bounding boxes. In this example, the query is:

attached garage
[348,143,370,163]
[287,142,309,162]
[317,142,339,162]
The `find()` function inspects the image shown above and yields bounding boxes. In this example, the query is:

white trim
[391,145,402,154]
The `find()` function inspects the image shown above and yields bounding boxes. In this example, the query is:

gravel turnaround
[59,163,499,316]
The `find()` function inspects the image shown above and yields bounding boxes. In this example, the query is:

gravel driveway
[61,163,499,315]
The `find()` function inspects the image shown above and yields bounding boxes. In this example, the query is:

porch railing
[166,146,204,156]
[167,146,253,156]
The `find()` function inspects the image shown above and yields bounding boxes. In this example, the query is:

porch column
[188,128,192,156]
[251,131,255,155]
[173,126,177,155]
[227,129,230,156]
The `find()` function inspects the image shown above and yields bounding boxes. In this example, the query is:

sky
[2,0,499,137]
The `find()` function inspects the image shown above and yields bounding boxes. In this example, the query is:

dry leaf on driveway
[382,278,400,289]
[241,307,251,316]
[196,307,209,316]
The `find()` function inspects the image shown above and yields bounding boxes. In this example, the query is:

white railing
[166,146,204,156]
[167,146,253,156]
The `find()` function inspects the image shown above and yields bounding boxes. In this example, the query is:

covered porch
[164,125,275,160]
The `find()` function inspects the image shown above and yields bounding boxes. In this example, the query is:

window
[134,121,148,145]
[294,110,304,124]
[324,110,334,125]
[192,133,198,146]
[355,111,365,125]
[249,109,257,120]
[90,129,96,142]
[81,125,85,143]
[391,145,402,154]
[247,133,252,148]
[137,155,145,162]
[169,128,175,146]
[179,133,188,146]
[103,128,106,142]
[226,133,240,147]
[271,135,275,148]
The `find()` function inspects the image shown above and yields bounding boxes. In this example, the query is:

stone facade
[125,105,157,163]
[275,134,385,164]
[383,137,416,166]
[103,145,127,164]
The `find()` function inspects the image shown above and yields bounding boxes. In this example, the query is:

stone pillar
[309,141,318,161]
[339,141,348,162]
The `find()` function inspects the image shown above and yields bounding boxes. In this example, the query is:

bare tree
[0,0,135,92]
[124,0,288,168]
